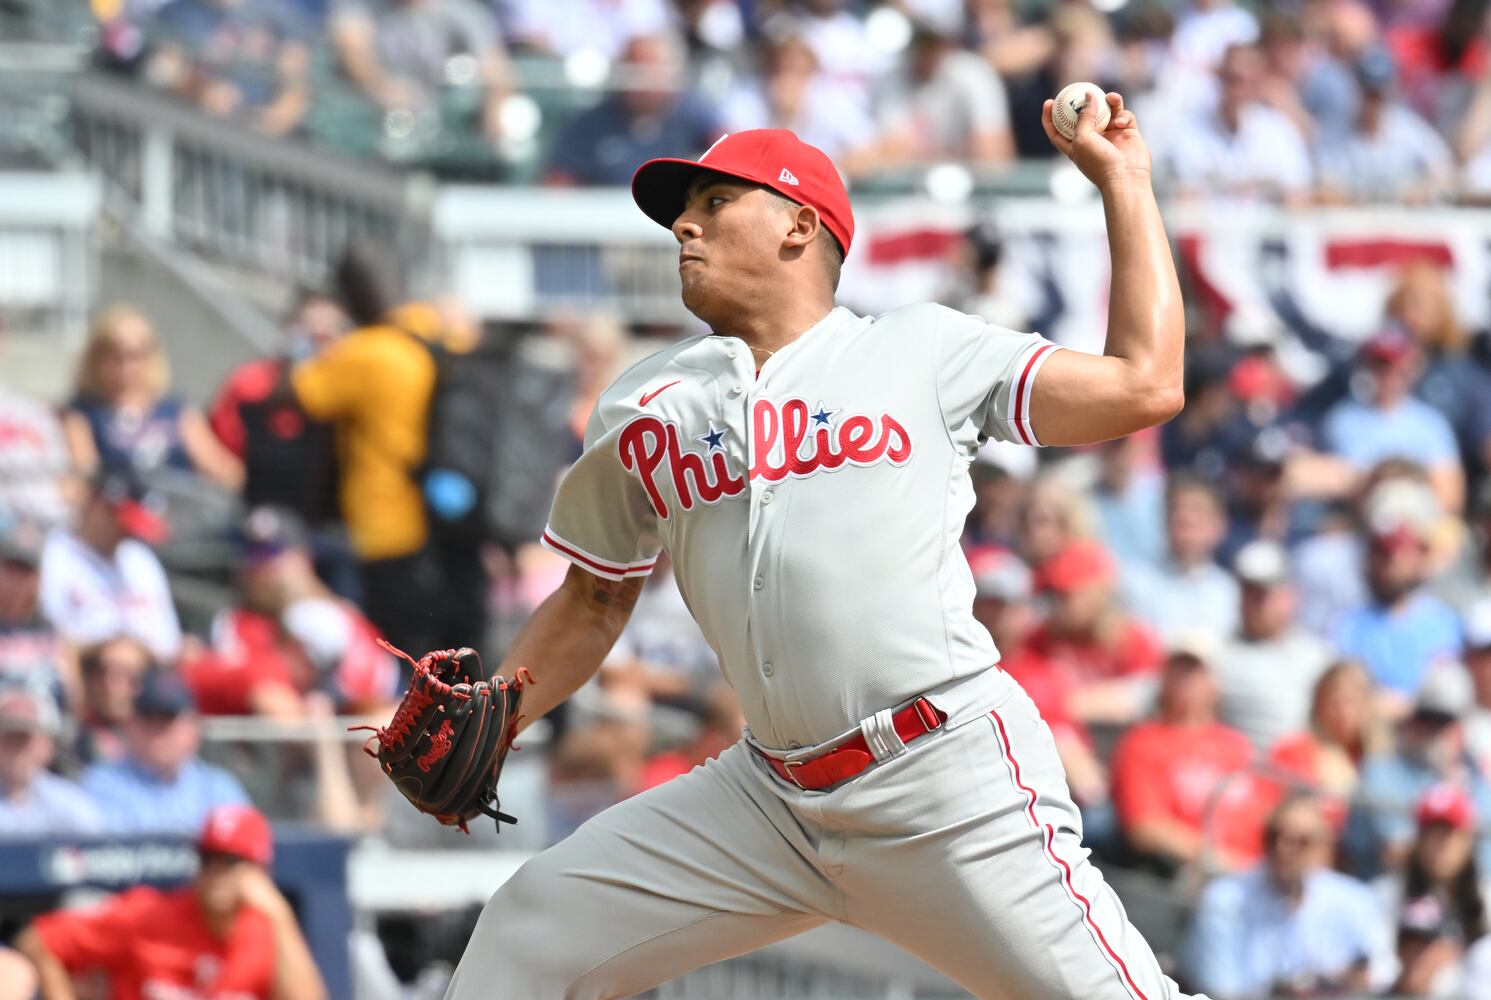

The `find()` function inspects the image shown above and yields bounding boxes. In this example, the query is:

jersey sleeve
[539,407,662,582]
[932,305,1060,447]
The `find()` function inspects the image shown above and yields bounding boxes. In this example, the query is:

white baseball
[1051,82,1111,141]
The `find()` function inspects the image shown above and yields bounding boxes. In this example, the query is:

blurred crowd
[69,0,1491,199]
[4,227,1491,993]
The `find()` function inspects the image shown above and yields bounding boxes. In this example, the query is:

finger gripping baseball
[353,639,533,833]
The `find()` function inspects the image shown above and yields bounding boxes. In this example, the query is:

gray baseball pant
[446,676,1201,1000]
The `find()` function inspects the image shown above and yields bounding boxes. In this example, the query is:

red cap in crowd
[631,130,855,256]
[198,805,273,867]
[1360,326,1417,367]
[1415,784,1476,831]
[1035,540,1115,594]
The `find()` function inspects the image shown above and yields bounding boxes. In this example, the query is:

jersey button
[727,348,738,359]
[762,662,774,676]
[753,575,764,590]
[761,491,774,505]
[730,383,744,396]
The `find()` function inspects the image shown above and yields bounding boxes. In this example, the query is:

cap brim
[632,158,777,234]
[114,500,169,546]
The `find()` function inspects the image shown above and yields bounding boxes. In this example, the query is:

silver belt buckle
[782,759,809,789]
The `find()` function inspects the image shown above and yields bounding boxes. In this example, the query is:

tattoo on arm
[564,565,644,616]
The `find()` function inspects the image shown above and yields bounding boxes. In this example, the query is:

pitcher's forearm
[1100,171,1184,388]
[504,566,641,725]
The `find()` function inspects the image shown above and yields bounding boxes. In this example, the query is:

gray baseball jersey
[541,303,1061,748]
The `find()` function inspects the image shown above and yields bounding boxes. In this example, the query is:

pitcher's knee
[456,857,591,992]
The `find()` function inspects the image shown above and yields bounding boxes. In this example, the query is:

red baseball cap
[1035,540,1116,594]
[1416,784,1476,831]
[198,804,273,867]
[631,129,855,256]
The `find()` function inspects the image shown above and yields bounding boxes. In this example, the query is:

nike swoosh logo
[639,380,682,406]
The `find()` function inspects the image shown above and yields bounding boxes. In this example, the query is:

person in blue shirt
[0,687,101,838]
[545,33,721,187]
[1344,669,1491,879]
[1321,327,1463,514]
[1184,794,1391,998]
[81,668,250,835]
[1333,489,1461,703]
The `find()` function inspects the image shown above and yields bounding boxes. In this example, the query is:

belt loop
[860,708,907,763]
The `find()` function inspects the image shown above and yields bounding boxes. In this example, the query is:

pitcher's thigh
[842,702,1197,1000]
[446,748,835,1000]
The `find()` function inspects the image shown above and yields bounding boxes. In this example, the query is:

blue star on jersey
[810,405,836,428]
[697,423,727,452]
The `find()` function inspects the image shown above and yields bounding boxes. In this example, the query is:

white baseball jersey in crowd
[448,303,1204,1000]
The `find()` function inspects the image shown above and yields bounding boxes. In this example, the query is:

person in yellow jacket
[291,241,484,660]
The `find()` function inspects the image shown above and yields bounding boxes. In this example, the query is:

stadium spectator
[1343,669,1491,877]
[1172,0,1259,73]
[598,557,718,714]
[719,32,877,171]
[288,242,443,657]
[38,472,181,662]
[81,668,251,834]
[978,546,1108,808]
[1153,44,1313,203]
[545,33,721,186]
[872,18,1015,168]
[1315,47,1455,204]
[1022,538,1163,726]
[15,805,327,1000]
[329,0,514,141]
[1463,599,1491,775]
[1333,479,1461,704]
[1121,473,1240,642]
[182,505,397,717]
[0,517,74,711]
[1109,637,1269,872]
[1377,785,1489,950]
[1385,261,1491,477]
[1391,892,1485,997]
[1214,540,1333,750]
[61,304,243,490]
[502,0,670,59]
[984,3,1117,160]
[1017,474,1093,568]
[73,636,153,766]
[558,313,631,451]
[1091,433,1166,571]
[209,289,347,518]
[951,218,1031,335]
[635,682,744,792]
[0,335,70,529]
[144,0,313,135]
[1182,794,1390,998]
[1219,426,1305,566]
[0,686,101,837]
[779,0,890,118]
[1270,660,1386,820]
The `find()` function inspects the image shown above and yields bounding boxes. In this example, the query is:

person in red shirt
[1021,538,1164,727]
[182,506,397,718]
[1110,637,1270,875]
[14,805,326,1000]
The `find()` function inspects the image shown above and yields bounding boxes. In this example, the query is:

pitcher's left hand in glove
[355,640,534,832]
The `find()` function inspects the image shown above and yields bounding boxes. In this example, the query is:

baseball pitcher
[388,93,1200,999]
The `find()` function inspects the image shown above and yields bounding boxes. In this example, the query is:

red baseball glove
[355,640,533,833]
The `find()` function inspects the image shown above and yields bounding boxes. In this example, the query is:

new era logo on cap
[779,168,799,186]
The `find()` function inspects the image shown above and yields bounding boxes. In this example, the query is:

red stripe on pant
[989,709,1149,1000]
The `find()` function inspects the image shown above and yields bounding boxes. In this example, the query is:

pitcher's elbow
[1146,384,1185,426]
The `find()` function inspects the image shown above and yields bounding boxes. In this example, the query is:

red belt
[756,698,945,791]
